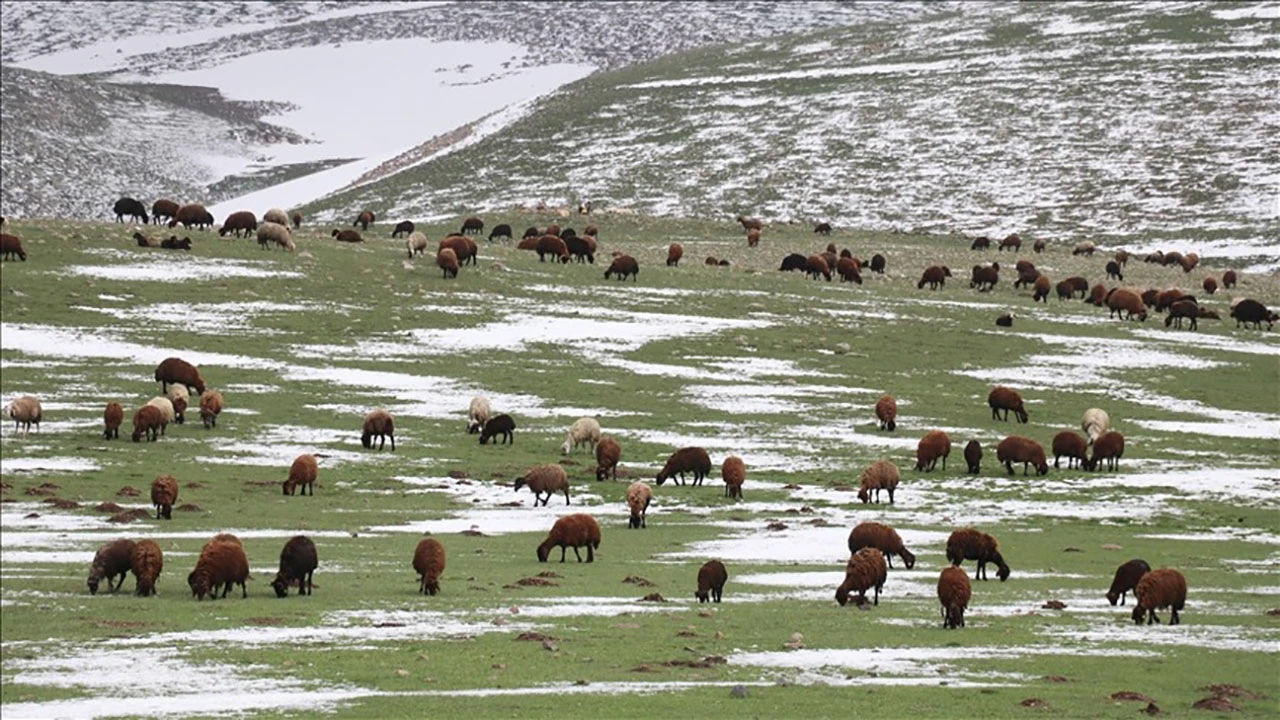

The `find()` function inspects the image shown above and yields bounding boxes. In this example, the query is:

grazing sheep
[166,385,189,425]
[1107,558,1152,606]
[915,430,952,472]
[87,539,137,594]
[696,560,728,603]
[814,222,833,235]
[361,409,395,451]
[737,215,763,231]
[0,233,27,261]
[875,395,897,431]
[256,208,286,227]
[1013,264,1040,289]
[145,396,175,435]
[188,540,250,601]
[1165,299,1200,330]
[835,547,888,607]
[667,243,683,266]
[917,265,950,290]
[1230,298,1278,330]
[103,401,124,440]
[869,253,886,274]
[1161,251,1185,267]
[257,221,295,252]
[946,528,1010,581]
[595,436,622,481]
[1086,430,1125,471]
[437,247,459,279]
[746,228,761,247]
[113,197,149,224]
[460,216,484,235]
[466,396,491,434]
[561,417,602,455]
[1088,283,1109,306]
[964,440,982,473]
[291,212,302,229]
[271,535,317,598]
[1203,277,1218,295]
[857,459,900,504]
[820,250,839,273]
[996,435,1049,476]
[1105,260,1124,281]
[1132,568,1187,625]
[392,220,415,238]
[1179,253,1200,273]
[155,357,206,396]
[1114,249,1130,265]
[721,455,746,500]
[151,199,179,225]
[604,254,639,281]
[998,234,1021,252]
[332,229,364,243]
[1081,408,1110,445]
[130,539,164,597]
[169,203,213,230]
[283,453,318,496]
[218,211,258,238]
[353,211,375,231]
[1222,269,1237,288]
[6,395,42,435]
[805,254,832,281]
[1052,431,1089,470]
[1144,250,1164,264]
[971,263,999,291]
[1154,288,1192,313]
[514,464,571,506]
[705,256,719,266]
[626,481,653,528]
[522,226,541,240]
[970,236,991,250]
[488,223,513,242]
[847,521,916,569]
[413,538,446,595]
[1032,274,1051,303]
[1063,276,1089,299]
[535,234,570,263]
[995,313,1013,327]
[1072,240,1096,256]
[199,389,223,429]
[131,404,164,442]
[988,386,1028,423]
[406,231,429,258]
[537,513,601,563]
[564,234,596,263]
[479,413,516,445]
[1033,238,1046,253]
[583,224,599,238]
[150,474,178,520]
[836,256,862,284]
[439,234,477,266]
[655,447,712,486]
[544,223,562,237]
[938,566,972,629]
[778,252,808,272]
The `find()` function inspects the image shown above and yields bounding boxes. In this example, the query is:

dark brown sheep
[604,254,639,281]
[1144,250,1164,264]
[946,528,1010,581]
[595,436,622,481]
[437,247,459,279]
[218,210,258,238]
[150,474,178,520]
[199,389,223,429]
[667,242,684,266]
[353,210,375,231]
[996,435,1048,476]
[583,224,599,238]
[1032,274,1051,303]
[155,357,206,396]
[1161,251,1185,267]
[917,265,950,290]
[160,235,192,251]
[836,547,887,607]
[746,228,761,247]
[131,539,163,597]
[1114,249,1130,265]
[536,234,571,263]
[995,313,1013,327]
[413,538,447,595]
[188,540,250,601]
[291,212,302,230]
[875,394,897,431]
[869,253,886,274]
[1202,277,1217,295]
[971,263,999,291]
[479,413,515,445]
[169,203,212,230]
[103,401,124,440]
[460,216,484,235]
[1086,430,1125,471]
[705,255,720,266]
[361,409,395,451]
[1107,558,1151,606]
[1230,299,1278,330]
[1033,238,1047,253]
[626,481,653,528]
[656,447,712,486]
[151,199,180,225]
[696,559,728,603]
[1051,431,1089,470]
[938,566,972,629]
[113,197,149,223]
[1222,269,1237,288]
[1088,283,1109,306]
[779,253,808,272]
[988,386,1028,423]
[486,223,512,242]
[0,233,27,261]
[915,430,951,472]
[998,234,1021,251]
[806,254,832,281]
[131,404,165,442]
[813,222,833,235]
[514,464,571,506]
[820,250,838,273]
[283,454,318,496]
[1165,299,1200,330]
[721,455,746,499]
[1179,253,1199,273]
[537,513,601,563]
[563,234,596,263]
[737,215,763,231]
[857,459,899,504]
[271,535,318,597]
[836,256,862,283]
[1013,265,1040,290]
[88,539,137,594]
[1055,279,1076,301]
[438,234,477,266]
[970,236,991,250]
[964,440,982,473]
[392,220,415,238]
[1064,275,1089,297]
[332,229,364,243]
[847,521,916,569]
[1132,568,1186,625]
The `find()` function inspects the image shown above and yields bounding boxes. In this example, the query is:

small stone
[730,684,748,699]
[541,640,558,652]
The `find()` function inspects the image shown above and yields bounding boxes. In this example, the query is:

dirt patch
[630,664,659,673]
[1266,608,1280,617]
[94,501,124,512]
[1020,698,1049,708]
[47,498,81,509]
[116,486,141,497]
[243,480,278,487]
[515,632,556,642]
[661,656,726,669]
[447,470,469,479]
[176,503,204,512]
[497,501,523,507]
[1042,675,1071,683]
[460,529,486,536]
[24,486,57,496]
[676,630,698,637]
[245,617,291,626]
[765,522,787,531]
[1142,703,1162,715]
[1112,691,1158,703]
[536,571,562,579]
[186,481,208,489]
[108,508,151,523]
[1042,600,1067,610]
[1191,696,1239,712]
[93,620,150,629]
[513,577,558,587]
[622,575,655,586]
[1201,685,1263,700]
[639,593,666,602]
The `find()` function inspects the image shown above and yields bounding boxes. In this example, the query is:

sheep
[332,229,364,243]
[1179,253,1200,273]
[1161,251,1185,267]
[917,265,950,290]
[779,253,808,272]
[130,539,164,597]
[1154,288,1192,313]
[199,389,223,429]
[559,227,578,240]
[150,474,179,520]
[439,234,478,265]
[535,234,570,263]
[1141,288,1160,308]
[737,215,763,231]
[869,253,886,274]
[561,416,602,455]
[361,409,395,451]
[820,250,839,275]
[721,455,746,500]
[1086,430,1125,471]
[291,212,302,229]
[460,216,484,235]
[410,537,447,595]
[996,435,1049,476]
[746,228,761,247]
[583,224,599,238]
[970,236,991,250]
[169,203,212,230]
[938,566,972,629]
[159,235,192,251]
[437,247,459,279]
[102,401,124,440]
[705,255,719,266]
[1230,299,1278,330]
[604,254,639,281]
[655,447,712,486]
[1088,283,1109,306]
[1064,275,1089,298]
[271,535,317,598]
[87,539,137,594]
[1072,240,1096,256]
[1013,265,1040,289]
[1202,277,1218,295]
[563,234,596,263]
[544,223,562,237]
[1105,260,1124,281]
[257,221,295,252]
[283,453,317,496]
[998,234,1022,251]
[1132,568,1187,625]
[971,263,999,290]
[514,464,571,506]
[595,436,622,481]
[405,231,429,258]
[626,481,653,528]
[995,313,1013,327]
[466,396,491,434]
[131,404,164,442]
[1052,431,1089,470]
[1032,274,1051,303]
[1081,408,1110,445]
[1107,558,1152,606]
[915,430,952,472]
[1055,279,1077,300]
[805,254,832,281]
[1033,238,1046,253]
[1114,249,1130,265]
[847,521,916,569]
[155,357,206,396]
[695,559,729,603]
[857,459,900,504]
[0,233,27,261]
[1198,306,1221,320]
[392,220,415,238]
[964,440,982,473]
[946,528,1011,581]
[353,210,375,230]
[145,396,175,435]
[6,395,42,435]
[187,539,250,601]
[218,211,257,238]
[537,513,601,563]
[834,256,863,284]
[151,199,179,225]
[261,208,289,227]
[875,394,897,431]
[666,242,683,266]
[1144,250,1165,264]
[488,223,513,242]
[167,385,189,425]
[988,386,1028,423]
[479,413,515,445]
[835,547,888,607]
[1165,299,1200,330]
[1222,269,1237,288]
[813,222,832,235]
[113,197,149,223]
[522,226,540,239]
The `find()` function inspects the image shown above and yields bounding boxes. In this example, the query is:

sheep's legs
[571,547,584,562]
[562,488,571,505]
[1170,608,1180,625]
[586,544,594,563]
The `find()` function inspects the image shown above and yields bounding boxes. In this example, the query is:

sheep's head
[132,428,144,442]
[422,579,439,596]
[696,588,710,603]
[1035,461,1049,476]
[834,586,850,607]
[560,440,573,455]
[1106,590,1121,606]
[900,548,917,570]
[271,574,290,599]
[1131,605,1146,624]
[629,513,643,530]
[536,543,550,563]
[87,568,104,595]
[996,558,1011,582]
[654,472,668,486]
[282,480,293,496]
[513,477,527,492]
[361,431,373,449]
[857,487,871,503]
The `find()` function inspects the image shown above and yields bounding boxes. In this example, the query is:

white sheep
[167,384,190,425]
[263,208,290,226]
[467,396,492,435]
[560,416,602,455]
[6,395,42,436]
[257,221,295,252]
[1081,408,1110,446]
[406,231,429,258]
[145,396,175,436]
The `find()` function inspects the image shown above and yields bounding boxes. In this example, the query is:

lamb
[263,208,289,227]
[405,231,429,258]
[964,440,982,473]
[970,236,991,250]
[353,210,375,230]
[187,539,250,601]
[437,247,459,279]
[988,386,1028,423]
[1033,238,1046,253]
[536,234,570,263]
[130,539,164,596]
[159,235,192,251]
[413,538,447,595]
[696,559,728,603]
[995,435,1049,475]
[131,404,165,442]
[167,384,189,424]
[835,547,888,607]
[805,254,832,281]
[150,474,179,520]
[1165,299,1200,330]
[113,197,149,224]
[361,408,395,451]
[332,229,364,243]
[6,395,42,435]
[737,215,763,231]
[155,357,206,396]
[705,256,720,266]
[779,253,808,272]
[971,263,999,291]
[466,395,491,434]
[514,464,571,506]
[1081,407,1110,445]
[847,521,916,569]
[561,416,602,455]
[1131,568,1187,625]
[145,396,175,435]
[392,220,415,238]
[283,453,317,496]
[257,222,295,252]
[1032,274,1051,303]
[0,233,26,261]
[746,228,761,247]
[915,430,951,472]
[537,513,601,563]
[102,401,124,440]
[151,199,179,225]
[721,455,746,500]
[655,447,712,486]
[199,389,223,429]
[87,539,137,594]
[1230,298,1278,330]
[998,234,1022,251]
[869,254,886,274]
[1202,277,1218,295]
[1179,253,1200,273]
[479,413,515,445]
[1051,431,1089,470]
[857,459,900,504]
[604,254,639,281]
[995,313,1013,327]
[875,395,897,431]
[271,535,317,597]
[439,234,477,265]
[1107,558,1151,606]
[946,528,1011,581]
[1086,430,1125,471]
[1105,260,1124,281]
[938,566,972,629]
[666,242,683,266]
[460,216,484,235]
[917,265,950,290]
[626,481,653,528]
[835,256,863,283]
[292,212,302,229]
[1222,269,1237,288]
[169,203,212,230]
[488,223,513,242]
[813,222,833,235]
[218,211,258,238]
[595,436,622,481]
[1072,240,1096,256]
[1088,283,1109,306]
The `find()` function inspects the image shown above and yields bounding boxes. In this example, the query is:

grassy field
[1,213,1277,719]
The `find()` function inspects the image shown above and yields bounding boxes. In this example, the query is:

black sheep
[778,253,807,272]
[488,223,513,242]
[479,414,516,445]
[113,197,149,224]
[391,221,414,238]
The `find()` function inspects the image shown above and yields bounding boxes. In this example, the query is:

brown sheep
[875,395,897,431]
[1132,568,1187,625]
[1230,298,1279,330]
[1032,274,1051,303]
[218,210,258,238]
[917,265,950,290]
[988,386,1028,423]
[103,401,124,440]
[271,535,317,598]
[1114,249,1130,265]
[1144,250,1164,264]
[151,199,180,225]
[291,212,302,230]
[583,224,599,238]
[970,236,991,250]
[413,538,447,595]
[626,481,653,528]
[150,474,178,520]
[1222,269,1237,288]
[737,215,763,231]
[604,254,639,281]
[995,313,1013,327]
[353,210,375,231]
[971,263,999,291]
[187,540,250,601]
[1107,558,1151,606]
[131,539,164,597]
[1064,275,1089,297]
[1086,430,1125,471]
[964,440,982,473]
[1154,288,1191,313]
[332,229,364,243]
[746,228,761,247]
[1088,283,1109,306]
[998,234,1021,251]
[0,233,27,261]
[820,250,839,273]
[564,234,596,263]
[806,254,832,281]
[1051,431,1088,470]
[131,404,165,442]
[283,454,318,496]
[696,559,728,603]
[1165,299,1200,330]
[1013,263,1039,289]
[439,234,477,266]
[869,253,886,274]
[946,528,1010,581]
[169,203,212,230]
[535,234,571,263]
[996,435,1049,476]
[836,256,862,283]
[1202,277,1218,295]
[915,430,951,472]
[478,413,515,445]
[667,242,684,266]
[361,409,395,451]
[835,547,887,607]
[537,513,602,563]
[155,357,206,396]
[721,455,745,500]
[938,566,972,629]
[857,459,900,504]
[514,464,571,506]
[656,447,712,486]
[1161,251,1185,267]
[1179,253,1199,273]
[199,389,223,429]
[87,539,137,594]
[1033,238,1047,253]
[460,216,484,235]
[704,255,718,266]
[595,436,622,481]
[1141,288,1160,308]
[814,222,833,235]
[437,247,459,279]
[847,521,916,569]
